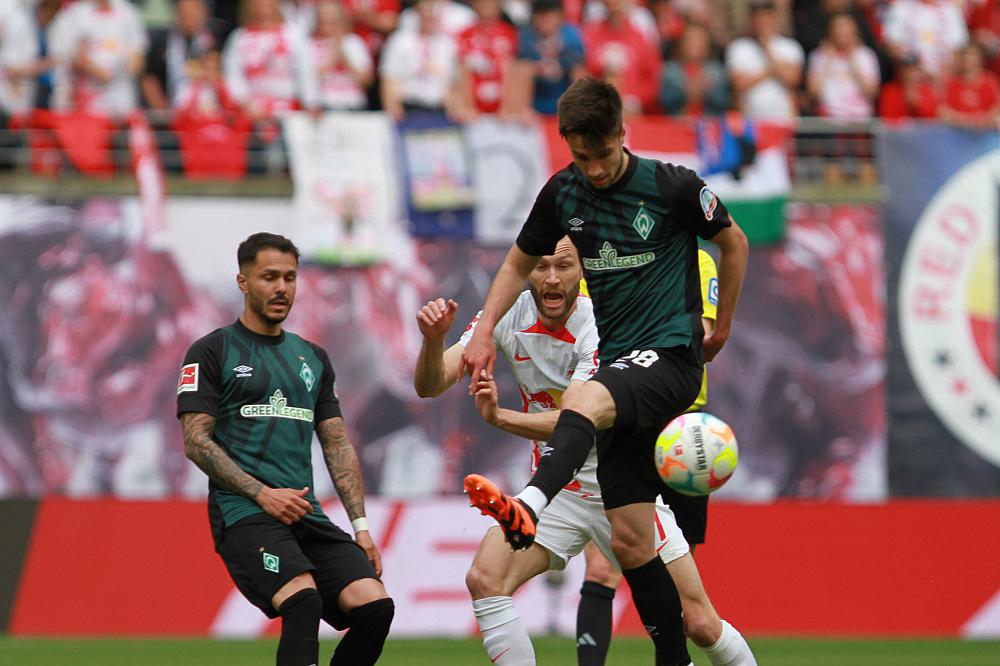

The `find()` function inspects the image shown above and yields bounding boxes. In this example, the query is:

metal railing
[0,113,887,201]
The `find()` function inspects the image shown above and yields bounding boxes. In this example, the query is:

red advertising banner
[10,498,1000,638]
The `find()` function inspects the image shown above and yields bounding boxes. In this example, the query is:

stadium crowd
[0,0,996,171]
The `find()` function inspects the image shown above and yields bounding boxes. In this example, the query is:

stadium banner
[540,115,790,245]
[9,497,1000,638]
[465,116,550,246]
[882,127,1000,496]
[396,112,476,239]
[708,203,887,501]
[0,197,885,501]
[284,111,407,265]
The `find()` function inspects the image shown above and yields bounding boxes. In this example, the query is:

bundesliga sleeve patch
[708,277,719,305]
[177,363,199,394]
[699,186,718,221]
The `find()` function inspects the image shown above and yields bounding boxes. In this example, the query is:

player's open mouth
[542,293,564,307]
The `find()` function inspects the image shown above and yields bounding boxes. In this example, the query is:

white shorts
[534,490,689,572]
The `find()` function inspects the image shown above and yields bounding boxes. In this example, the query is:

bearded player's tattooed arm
[316,416,368,522]
[181,411,264,500]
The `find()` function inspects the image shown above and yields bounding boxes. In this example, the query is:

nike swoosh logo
[490,648,512,663]
[514,353,531,361]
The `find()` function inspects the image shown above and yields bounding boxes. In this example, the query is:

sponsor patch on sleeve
[708,277,719,305]
[177,363,199,394]
[699,186,718,221]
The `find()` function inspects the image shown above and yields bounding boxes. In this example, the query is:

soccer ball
[654,412,739,496]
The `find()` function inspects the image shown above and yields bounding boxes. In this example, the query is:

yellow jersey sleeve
[686,250,718,413]
[579,278,589,298]
[698,249,718,322]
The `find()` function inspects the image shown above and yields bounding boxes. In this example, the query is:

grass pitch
[1,636,998,665]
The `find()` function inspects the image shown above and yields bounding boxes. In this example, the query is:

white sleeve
[292,27,320,108]
[457,309,484,347]
[126,4,149,54]
[946,8,969,49]
[775,37,804,66]
[570,324,600,383]
[345,35,373,75]
[222,29,250,104]
[48,4,82,62]
[724,40,751,73]
[881,4,906,47]
[1,7,37,67]
[378,33,404,79]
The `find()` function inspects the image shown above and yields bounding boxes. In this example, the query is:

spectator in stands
[659,22,729,116]
[881,0,967,86]
[311,0,374,110]
[222,0,319,120]
[795,0,879,58]
[143,0,223,111]
[649,0,687,60]
[968,0,1000,77]
[725,0,803,122]
[940,43,1000,130]
[32,0,60,109]
[398,0,476,37]
[515,0,585,115]
[582,0,662,114]
[173,50,237,118]
[379,0,459,120]
[453,0,519,120]
[878,52,939,121]
[48,0,148,117]
[583,0,658,46]
[341,0,400,57]
[0,0,41,117]
[806,12,879,119]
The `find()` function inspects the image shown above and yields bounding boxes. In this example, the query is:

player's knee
[584,560,622,588]
[278,588,323,626]
[346,597,395,638]
[682,602,722,647]
[466,561,504,598]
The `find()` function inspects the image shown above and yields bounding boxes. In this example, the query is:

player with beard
[414,238,755,666]
[177,232,393,666]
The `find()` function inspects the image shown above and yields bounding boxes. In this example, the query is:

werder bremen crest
[632,202,655,239]
[299,362,315,391]
[583,242,655,272]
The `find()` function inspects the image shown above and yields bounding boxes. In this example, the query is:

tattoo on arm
[181,412,263,501]
[316,417,367,521]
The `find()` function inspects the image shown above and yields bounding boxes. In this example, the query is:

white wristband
[351,517,369,534]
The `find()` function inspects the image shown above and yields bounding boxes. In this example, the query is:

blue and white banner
[883,127,1000,495]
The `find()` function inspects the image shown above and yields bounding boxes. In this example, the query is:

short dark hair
[237,232,300,269]
[556,78,622,151]
[532,0,561,13]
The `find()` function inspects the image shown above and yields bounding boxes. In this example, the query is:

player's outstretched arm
[705,218,748,361]
[460,244,539,390]
[316,416,382,575]
[473,374,567,441]
[181,412,313,525]
[414,297,464,398]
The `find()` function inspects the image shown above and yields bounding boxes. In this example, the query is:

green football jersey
[516,151,731,362]
[177,319,341,533]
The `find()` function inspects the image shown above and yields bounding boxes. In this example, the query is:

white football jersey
[460,291,601,498]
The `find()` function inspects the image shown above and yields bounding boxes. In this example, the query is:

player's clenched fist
[256,486,314,525]
[416,298,458,342]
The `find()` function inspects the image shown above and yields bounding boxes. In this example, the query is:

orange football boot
[464,474,538,550]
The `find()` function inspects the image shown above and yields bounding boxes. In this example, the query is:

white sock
[514,486,547,517]
[472,596,536,665]
[703,620,757,666]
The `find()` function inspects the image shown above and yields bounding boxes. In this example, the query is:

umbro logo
[568,217,585,231]
[233,365,253,378]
